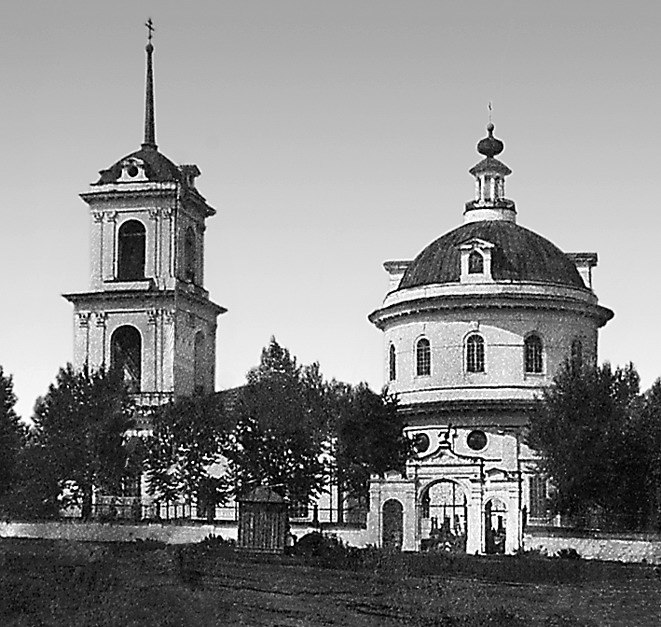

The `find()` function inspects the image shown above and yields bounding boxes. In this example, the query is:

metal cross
[146,18,155,42]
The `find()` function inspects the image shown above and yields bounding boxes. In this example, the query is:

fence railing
[62,499,368,527]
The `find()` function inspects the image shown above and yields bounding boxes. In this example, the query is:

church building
[64,32,225,416]
[366,124,613,553]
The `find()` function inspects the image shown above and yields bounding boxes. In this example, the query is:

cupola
[464,124,516,223]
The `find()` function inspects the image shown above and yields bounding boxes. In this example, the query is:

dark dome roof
[94,146,183,185]
[399,221,585,290]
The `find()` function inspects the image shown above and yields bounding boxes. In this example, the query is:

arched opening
[416,338,431,376]
[466,334,485,373]
[117,220,146,281]
[571,338,583,373]
[485,498,507,554]
[420,480,467,552]
[382,499,403,550]
[110,325,142,393]
[468,250,484,274]
[524,334,543,374]
[184,227,197,283]
[388,344,396,381]
[193,331,206,392]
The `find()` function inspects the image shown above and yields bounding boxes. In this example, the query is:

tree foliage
[29,364,135,518]
[527,360,661,530]
[227,338,327,502]
[0,367,25,508]
[328,381,411,501]
[144,391,231,504]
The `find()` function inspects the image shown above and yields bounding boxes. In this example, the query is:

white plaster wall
[384,307,598,404]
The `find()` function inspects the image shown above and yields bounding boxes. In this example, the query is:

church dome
[399,220,585,290]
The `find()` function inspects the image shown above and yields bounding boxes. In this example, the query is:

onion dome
[477,123,504,158]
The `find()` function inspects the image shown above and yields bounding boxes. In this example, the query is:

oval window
[467,430,488,451]
[413,433,430,454]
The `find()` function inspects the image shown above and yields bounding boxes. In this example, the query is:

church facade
[366,125,613,553]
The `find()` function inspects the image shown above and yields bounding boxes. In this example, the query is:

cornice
[369,284,613,329]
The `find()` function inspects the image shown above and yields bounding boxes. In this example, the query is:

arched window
[184,227,196,283]
[468,250,484,274]
[416,338,431,376]
[110,325,142,393]
[193,331,206,392]
[117,220,146,281]
[524,334,543,374]
[571,338,583,373]
[466,334,485,373]
[388,344,396,381]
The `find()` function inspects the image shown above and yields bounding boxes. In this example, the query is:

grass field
[1,538,660,626]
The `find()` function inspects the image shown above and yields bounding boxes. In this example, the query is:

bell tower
[64,25,226,406]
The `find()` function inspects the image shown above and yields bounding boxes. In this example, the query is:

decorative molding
[104,211,118,223]
[161,207,174,219]
[92,211,104,223]
[147,309,159,325]
[77,312,91,327]
[162,310,175,325]
[148,208,159,221]
[94,312,108,327]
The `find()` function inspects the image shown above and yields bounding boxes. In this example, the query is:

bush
[556,548,581,560]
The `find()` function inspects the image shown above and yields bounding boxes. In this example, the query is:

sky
[0,1,659,419]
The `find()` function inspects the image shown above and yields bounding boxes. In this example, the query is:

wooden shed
[237,487,289,553]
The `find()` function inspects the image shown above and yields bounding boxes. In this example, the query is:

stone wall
[524,527,661,564]
[0,520,371,548]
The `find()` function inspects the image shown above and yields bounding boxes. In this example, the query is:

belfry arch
[110,325,142,393]
[117,220,146,280]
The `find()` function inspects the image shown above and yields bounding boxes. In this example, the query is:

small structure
[237,487,289,553]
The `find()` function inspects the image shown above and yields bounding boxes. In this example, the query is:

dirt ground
[1,539,660,626]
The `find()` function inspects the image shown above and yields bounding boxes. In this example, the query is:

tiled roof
[399,221,585,290]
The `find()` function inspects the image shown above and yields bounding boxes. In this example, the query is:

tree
[30,364,135,519]
[329,382,411,505]
[0,367,25,510]
[527,360,643,528]
[227,338,326,504]
[144,391,231,510]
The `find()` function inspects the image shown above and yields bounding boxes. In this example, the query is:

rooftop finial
[142,18,157,150]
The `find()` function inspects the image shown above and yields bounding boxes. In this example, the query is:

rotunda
[366,125,613,553]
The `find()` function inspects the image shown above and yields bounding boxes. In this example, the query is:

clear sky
[0,1,659,419]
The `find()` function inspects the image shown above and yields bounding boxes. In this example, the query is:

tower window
[193,331,206,392]
[524,334,543,374]
[110,325,142,393]
[571,338,583,373]
[389,344,396,381]
[466,334,485,373]
[416,338,431,376]
[468,251,484,274]
[117,220,146,281]
[184,227,197,283]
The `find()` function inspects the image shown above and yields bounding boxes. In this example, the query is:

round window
[413,432,430,454]
[467,430,487,451]
[127,165,139,177]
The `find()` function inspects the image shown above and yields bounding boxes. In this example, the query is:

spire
[464,123,516,223]
[142,19,157,150]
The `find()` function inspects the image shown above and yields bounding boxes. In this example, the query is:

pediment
[458,237,495,251]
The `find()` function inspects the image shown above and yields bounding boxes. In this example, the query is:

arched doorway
[485,498,507,554]
[110,325,142,393]
[382,499,403,550]
[419,480,467,552]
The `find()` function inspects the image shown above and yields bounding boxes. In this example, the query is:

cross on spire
[142,19,157,149]
[146,18,154,43]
